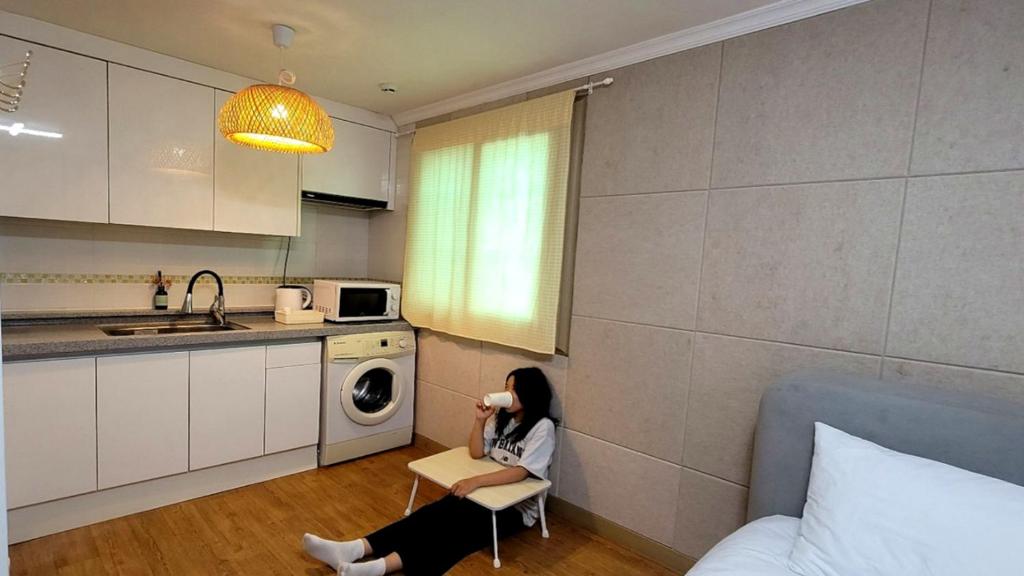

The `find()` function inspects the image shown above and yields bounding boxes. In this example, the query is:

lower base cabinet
[97,352,189,489]
[189,346,267,471]
[4,358,97,508]
[4,340,323,513]
[266,363,321,454]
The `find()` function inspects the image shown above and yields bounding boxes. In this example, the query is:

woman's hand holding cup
[475,400,496,421]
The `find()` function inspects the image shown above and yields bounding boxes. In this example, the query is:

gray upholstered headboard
[747,372,1024,521]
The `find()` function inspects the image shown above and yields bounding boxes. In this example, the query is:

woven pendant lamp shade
[218,84,334,154]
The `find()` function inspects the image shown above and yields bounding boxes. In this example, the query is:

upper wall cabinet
[302,118,391,205]
[0,37,108,223]
[213,90,300,236]
[109,64,214,230]
[1,29,393,233]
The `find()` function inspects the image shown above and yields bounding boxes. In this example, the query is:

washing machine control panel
[327,330,416,360]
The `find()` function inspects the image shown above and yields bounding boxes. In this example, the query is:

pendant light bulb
[217,23,334,154]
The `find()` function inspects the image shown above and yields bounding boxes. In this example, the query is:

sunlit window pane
[469,133,550,320]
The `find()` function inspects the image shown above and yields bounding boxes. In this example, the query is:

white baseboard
[8,446,316,544]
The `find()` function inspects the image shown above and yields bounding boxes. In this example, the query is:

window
[402,92,575,354]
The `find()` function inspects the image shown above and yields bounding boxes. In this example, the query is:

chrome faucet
[181,269,226,325]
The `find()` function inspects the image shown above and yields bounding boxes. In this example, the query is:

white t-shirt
[482,415,557,526]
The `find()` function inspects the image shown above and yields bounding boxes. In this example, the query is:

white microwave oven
[313,280,401,322]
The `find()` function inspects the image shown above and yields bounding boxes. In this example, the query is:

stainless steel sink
[99,321,250,337]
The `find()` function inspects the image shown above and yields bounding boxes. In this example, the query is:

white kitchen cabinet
[213,90,301,236]
[266,341,322,369]
[0,37,108,223]
[3,358,97,508]
[301,117,391,205]
[265,363,321,454]
[189,346,265,470]
[108,64,214,230]
[97,352,188,489]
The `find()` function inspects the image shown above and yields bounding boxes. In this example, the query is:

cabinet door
[97,352,188,489]
[3,358,96,508]
[213,90,300,236]
[265,363,321,454]
[0,38,108,223]
[109,64,214,230]
[266,341,322,369]
[189,346,265,470]
[302,118,390,203]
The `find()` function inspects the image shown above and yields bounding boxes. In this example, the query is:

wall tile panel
[413,379,477,449]
[582,44,721,197]
[684,334,880,485]
[565,316,693,463]
[911,0,1024,174]
[558,430,682,545]
[711,0,928,187]
[886,172,1024,373]
[882,358,1024,406]
[698,180,903,354]
[415,329,483,397]
[573,192,706,329]
[673,468,748,558]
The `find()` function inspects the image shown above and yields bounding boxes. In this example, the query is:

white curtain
[402,91,575,353]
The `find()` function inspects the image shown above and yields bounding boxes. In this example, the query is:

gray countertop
[1,313,413,361]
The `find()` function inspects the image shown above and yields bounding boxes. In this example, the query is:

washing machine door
[340,358,405,426]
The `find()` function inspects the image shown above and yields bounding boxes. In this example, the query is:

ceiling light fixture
[217,24,334,154]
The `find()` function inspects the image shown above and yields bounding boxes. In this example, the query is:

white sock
[302,533,365,570]
[340,559,386,576]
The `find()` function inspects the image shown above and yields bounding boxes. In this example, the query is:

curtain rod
[395,77,614,137]
[574,76,614,95]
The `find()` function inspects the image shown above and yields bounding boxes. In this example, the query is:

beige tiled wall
[390,0,1024,562]
[0,203,369,311]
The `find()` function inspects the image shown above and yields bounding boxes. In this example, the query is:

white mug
[275,286,312,311]
[483,391,514,409]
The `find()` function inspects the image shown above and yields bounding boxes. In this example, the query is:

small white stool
[405,446,551,568]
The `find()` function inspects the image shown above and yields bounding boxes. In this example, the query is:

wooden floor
[10,443,677,575]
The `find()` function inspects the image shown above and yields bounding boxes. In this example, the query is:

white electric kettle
[275,285,312,311]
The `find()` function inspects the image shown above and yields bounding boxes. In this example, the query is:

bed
[688,372,1024,575]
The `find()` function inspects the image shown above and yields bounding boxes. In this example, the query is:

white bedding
[686,515,800,576]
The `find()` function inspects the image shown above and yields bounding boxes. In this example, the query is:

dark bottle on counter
[153,270,169,310]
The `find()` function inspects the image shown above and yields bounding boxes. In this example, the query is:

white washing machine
[319,330,416,466]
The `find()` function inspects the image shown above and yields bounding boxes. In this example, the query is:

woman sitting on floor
[303,366,558,576]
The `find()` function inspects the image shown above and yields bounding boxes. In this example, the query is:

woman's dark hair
[494,367,558,444]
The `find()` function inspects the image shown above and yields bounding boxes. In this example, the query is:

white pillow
[789,422,1024,576]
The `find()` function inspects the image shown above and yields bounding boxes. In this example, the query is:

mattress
[687,515,800,576]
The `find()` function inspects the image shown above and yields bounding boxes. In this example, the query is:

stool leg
[491,510,501,568]
[404,475,419,517]
[539,493,549,538]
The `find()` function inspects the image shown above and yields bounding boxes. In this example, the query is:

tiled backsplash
[0,203,370,312]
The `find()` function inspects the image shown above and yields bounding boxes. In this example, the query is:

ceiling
[0,0,777,116]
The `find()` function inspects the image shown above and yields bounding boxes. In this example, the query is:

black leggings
[365,494,525,576]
